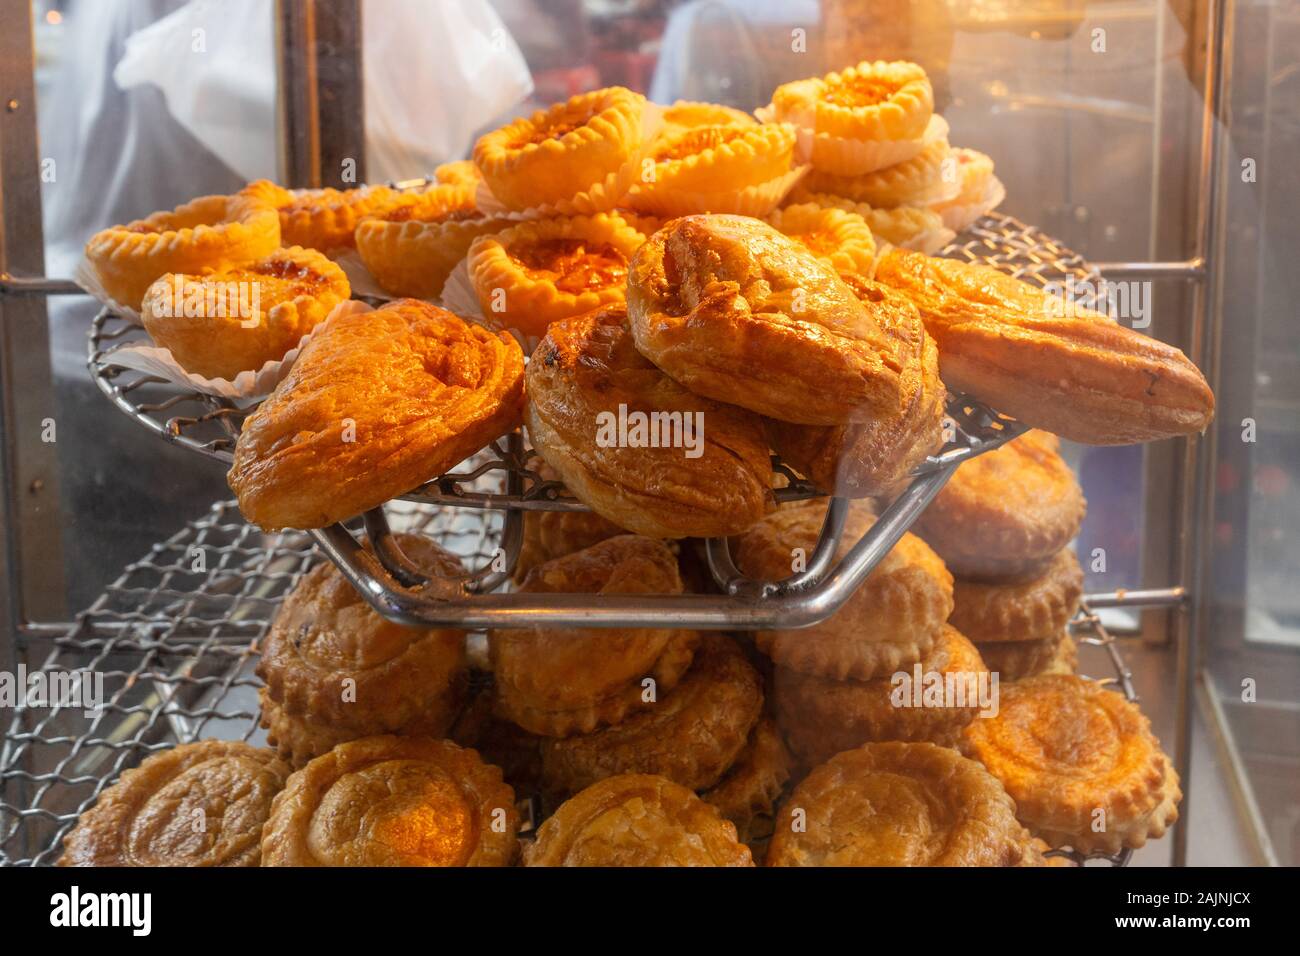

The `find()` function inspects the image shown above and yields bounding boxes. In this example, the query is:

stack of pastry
[913,429,1087,682]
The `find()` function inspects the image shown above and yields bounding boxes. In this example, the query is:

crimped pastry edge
[950,547,1084,644]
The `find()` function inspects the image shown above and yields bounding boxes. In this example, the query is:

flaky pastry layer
[950,547,1084,643]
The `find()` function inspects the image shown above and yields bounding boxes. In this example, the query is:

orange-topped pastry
[467,213,645,342]
[765,202,877,275]
[260,736,519,866]
[963,675,1181,854]
[629,121,797,217]
[59,741,290,866]
[85,180,281,309]
[803,136,952,208]
[261,180,408,252]
[139,245,348,380]
[433,159,484,189]
[659,100,757,135]
[784,188,954,253]
[473,86,645,210]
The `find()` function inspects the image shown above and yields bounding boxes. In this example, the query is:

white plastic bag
[113,0,534,183]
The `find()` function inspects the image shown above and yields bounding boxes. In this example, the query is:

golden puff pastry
[538,634,763,796]
[140,245,349,380]
[963,675,1181,854]
[85,180,281,309]
[950,547,1084,644]
[735,501,953,680]
[803,137,950,209]
[766,273,946,497]
[256,534,467,761]
[660,100,757,135]
[701,717,794,845]
[526,304,775,538]
[261,736,518,866]
[260,180,408,252]
[773,625,988,767]
[473,86,645,210]
[626,214,911,426]
[767,742,1037,866]
[355,199,510,300]
[932,147,995,209]
[765,202,877,275]
[490,536,700,737]
[913,430,1086,579]
[977,629,1077,682]
[630,122,797,217]
[228,299,525,529]
[514,465,628,581]
[525,773,753,867]
[785,188,953,252]
[59,741,290,867]
[873,248,1216,444]
[433,159,484,189]
[468,213,645,342]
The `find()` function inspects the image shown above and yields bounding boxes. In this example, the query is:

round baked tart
[701,717,794,845]
[59,741,290,866]
[85,180,281,310]
[433,159,484,189]
[912,429,1087,579]
[766,274,945,498]
[629,121,798,217]
[963,675,1181,854]
[538,634,763,796]
[261,736,518,866]
[525,773,753,867]
[765,202,877,274]
[228,299,525,530]
[786,189,954,253]
[140,245,349,381]
[977,629,1076,682]
[256,533,467,762]
[467,213,643,343]
[660,100,757,135]
[735,501,953,680]
[356,196,510,300]
[450,686,545,797]
[626,214,914,426]
[473,86,645,211]
[526,305,776,538]
[950,547,1084,644]
[253,180,409,253]
[773,625,988,767]
[802,136,952,209]
[490,536,701,737]
[770,60,934,175]
[767,742,1038,867]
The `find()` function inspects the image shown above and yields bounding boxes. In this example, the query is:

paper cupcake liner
[75,256,144,325]
[473,103,665,221]
[934,176,1006,234]
[811,114,949,177]
[438,257,487,323]
[626,163,810,218]
[904,224,958,255]
[92,299,375,400]
[331,247,398,300]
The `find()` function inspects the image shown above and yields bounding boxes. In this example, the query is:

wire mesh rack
[1,496,1151,867]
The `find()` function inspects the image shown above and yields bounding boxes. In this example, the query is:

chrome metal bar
[0,275,83,296]
[1092,259,1206,280]
[1083,587,1187,609]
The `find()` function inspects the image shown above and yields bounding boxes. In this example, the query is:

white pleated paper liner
[473,102,666,222]
[75,256,145,326]
[933,176,1007,234]
[91,298,374,401]
[438,258,547,355]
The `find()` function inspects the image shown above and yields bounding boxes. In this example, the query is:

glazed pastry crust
[736,502,953,680]
[913,430,1086,579]
[873,248,1216,444]
[468,213,645,341]
[257,534,467,732]
[767,742,1036,866]
[701,717,794,842]
[950,548,1084,644]
[774,625,988,767]
[260,736,519,866]
[803,137,949,208]
[538,634,763,795]
[771,61,933,143]
[473,86,644,210]
[141,245,349,380]
[976,631,1073,682]
[660,101,757,133]
[786,189,952,251]
[525,773,753,867]
[766,273,946,497]
[228,299,525,529]
[765,203,877,275]
[963,674,1181,854]
[85,181,281,309]
[262,181,407,252]
[526,305,775,538]
[513,474,627,581]
[626,214,910,425]
[59,741,290,867]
